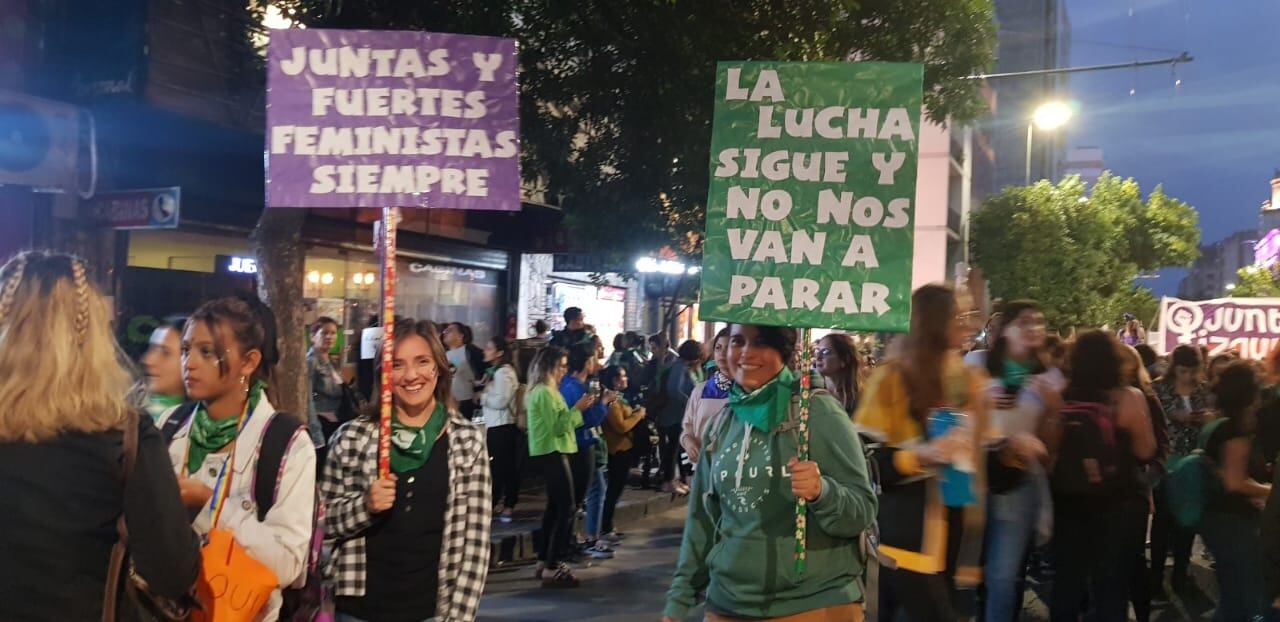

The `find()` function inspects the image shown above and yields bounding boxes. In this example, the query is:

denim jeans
[584,459,607,538]
[983,478,1039,622]
[1199,510,1264,622]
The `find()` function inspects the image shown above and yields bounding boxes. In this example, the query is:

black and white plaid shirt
[320,413,491,621]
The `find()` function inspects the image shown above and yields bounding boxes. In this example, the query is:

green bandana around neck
[186,381,265,474]
[729,367,796,433]
[390,402,448,474]
[146,394,184,422]
[1002,358,1031,390]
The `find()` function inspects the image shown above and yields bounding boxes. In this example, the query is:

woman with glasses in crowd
[815,332,862,417]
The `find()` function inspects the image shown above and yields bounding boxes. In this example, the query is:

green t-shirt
[525,384,583,457]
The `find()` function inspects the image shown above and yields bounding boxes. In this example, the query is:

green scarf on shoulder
[728,367,796,433]
[186,381,264,474]
[390,402,449,473]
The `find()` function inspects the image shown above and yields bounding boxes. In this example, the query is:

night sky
[1061,0,1280,295]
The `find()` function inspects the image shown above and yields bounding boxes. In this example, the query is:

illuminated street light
[1032,101,1074,131]
[1026,100,1075,185]
[635,257,688,275]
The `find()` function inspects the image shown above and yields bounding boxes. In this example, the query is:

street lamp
[1025,101,1074,185]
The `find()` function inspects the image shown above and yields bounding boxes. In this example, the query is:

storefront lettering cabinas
[407,262,488,282]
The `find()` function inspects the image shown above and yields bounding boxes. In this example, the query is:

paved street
[479,505,701,622]
[478,503,1221,622]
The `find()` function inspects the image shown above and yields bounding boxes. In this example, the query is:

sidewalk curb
[490,491,686,566]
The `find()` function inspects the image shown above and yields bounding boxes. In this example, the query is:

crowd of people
[6,250,1280,622]
[660,285,1280,622]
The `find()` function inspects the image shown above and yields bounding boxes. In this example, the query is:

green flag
[700,61,923,332]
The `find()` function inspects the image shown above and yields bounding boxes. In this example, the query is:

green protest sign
[699,61,923,332]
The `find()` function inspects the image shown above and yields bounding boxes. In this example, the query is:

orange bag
[190,529,279,622]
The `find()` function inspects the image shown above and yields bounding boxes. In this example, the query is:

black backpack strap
[160,402,199,444]
[254,412,304,522]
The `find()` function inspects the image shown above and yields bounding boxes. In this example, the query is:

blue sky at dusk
[1061,0,1280,295]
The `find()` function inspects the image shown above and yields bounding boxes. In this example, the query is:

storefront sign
[216,255,258,275]
[1157,296,1280,359]
[92,187,180,230]
[407,261,493,283]
[265,29,520,211]
[698,62,922,332]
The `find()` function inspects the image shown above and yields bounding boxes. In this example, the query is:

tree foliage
[1230,265,1280,298]
[266,0,996,256]
[970,173,1200,330]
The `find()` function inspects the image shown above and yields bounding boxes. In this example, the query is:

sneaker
[586,545,614,560]
[604,531,625,544]
[542,564,581,588]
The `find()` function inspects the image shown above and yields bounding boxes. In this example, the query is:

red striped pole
[377,207,399,479]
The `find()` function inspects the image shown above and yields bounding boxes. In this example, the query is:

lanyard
[183,397,254,529]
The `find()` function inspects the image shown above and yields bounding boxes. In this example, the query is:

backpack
[161,404,331,621]
[1165,418,1229,528]
[1050,400,1123,496]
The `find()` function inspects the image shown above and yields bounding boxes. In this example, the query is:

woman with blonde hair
[0,251,200,620]
[526,344,596,587]
[321,318,491,621]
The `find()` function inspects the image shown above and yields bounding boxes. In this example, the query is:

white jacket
[161,398,317,622]
[479,364,519,428]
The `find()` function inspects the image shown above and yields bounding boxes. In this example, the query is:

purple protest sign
[266,29,519,210]
[1158,296,1280,360]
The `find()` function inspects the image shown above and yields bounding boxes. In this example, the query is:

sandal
[541,563,581,588]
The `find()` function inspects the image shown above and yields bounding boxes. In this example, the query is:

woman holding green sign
[664,324,877,622]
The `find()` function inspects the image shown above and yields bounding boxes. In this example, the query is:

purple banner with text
[266,29,519,210]
[1158,296,1280,360]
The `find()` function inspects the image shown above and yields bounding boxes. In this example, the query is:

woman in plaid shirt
[321,319,492,622]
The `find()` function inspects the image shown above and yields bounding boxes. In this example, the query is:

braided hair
[0,251,135,441]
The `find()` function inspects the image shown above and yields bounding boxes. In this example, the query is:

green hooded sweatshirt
[664,389,878,620]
